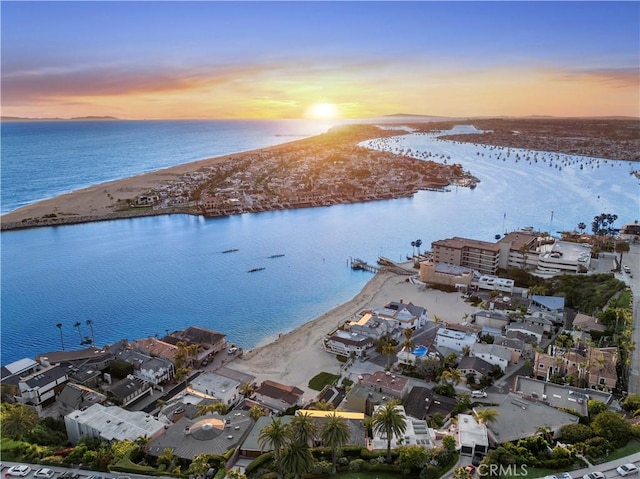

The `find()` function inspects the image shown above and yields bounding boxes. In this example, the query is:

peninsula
[2,118,638,231]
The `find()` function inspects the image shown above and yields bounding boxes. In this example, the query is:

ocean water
[1,121,638,364]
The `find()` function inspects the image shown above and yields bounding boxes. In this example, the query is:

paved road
[624,244,639,395]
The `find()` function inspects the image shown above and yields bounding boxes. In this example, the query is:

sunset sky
[2,1,639,120]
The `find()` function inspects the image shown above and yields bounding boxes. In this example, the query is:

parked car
[88,475,110,479]
[227,346,238,354]
[6,466,31,477]
[617,464,639,476]
[58,473,80,479]
[465,465,476,474]
[582,473,605,479]
[471,390,487,398]
[204,468,218,479]
[34,469,55,479]
[623,264,631,273]
[545,474,572,479]
[471,452,484,466]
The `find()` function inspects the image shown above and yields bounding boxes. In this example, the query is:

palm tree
[56,323,64,351]
[320,412,351,474]
[411,241,416,258]
[73,321,83,342]
[441,368,463,385]
[577,222,586,234]
[239,381,255,398]
[311,399,335,411]
[290,411,318,447]
[258,417,289,479]
[535,425,553,444]
[371,400,407,463]
[249,405,265,422]
[401,328,414,351]
[415,239,423,256]
[474,408,499,426]
[382,341,396,370]
[1,403,39,439]
[86,319,95,344]
[615,241,630,270]
[279,440,314,479]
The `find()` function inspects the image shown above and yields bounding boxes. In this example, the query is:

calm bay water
[1,121,637,364]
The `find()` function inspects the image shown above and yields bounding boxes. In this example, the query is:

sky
[2,1,639,120]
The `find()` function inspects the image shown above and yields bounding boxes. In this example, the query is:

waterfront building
[435,327,478,353]
[16,365,69,412]
[57,383,107,417]
[189,371,242,407]
[252,380,304,414]
[431,237,501,275]
[418,260,475,289]
[370,405,435,451]
[324,330,374,358]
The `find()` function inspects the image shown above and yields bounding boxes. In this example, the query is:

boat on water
[247,267,265,273]
[222,248,239,253]
[269,254,285,258]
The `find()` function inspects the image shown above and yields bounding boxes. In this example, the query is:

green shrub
[244,451,274,474]
[348,458,365,472]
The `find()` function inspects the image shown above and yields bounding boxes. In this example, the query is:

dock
[350,258,380,273]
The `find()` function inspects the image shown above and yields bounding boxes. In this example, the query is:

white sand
[230,269,478,399]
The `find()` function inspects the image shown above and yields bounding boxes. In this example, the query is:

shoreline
[230,267,478,399]
[0,123,474,231]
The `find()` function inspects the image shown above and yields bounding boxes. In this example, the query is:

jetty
[350,258,380,273]
[222,248,239,253]
[247,267,265,273]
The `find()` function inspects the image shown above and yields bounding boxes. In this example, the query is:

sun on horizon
[306,102,341,120]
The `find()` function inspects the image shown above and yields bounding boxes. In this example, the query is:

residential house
[529,295,566,325]
[163,326,227,363]
[107,376,153,407]
[129,337,179,362]
[481,393,580,445]
[189,371,242,407]
[523,315,554,335]
[109,343,175,386]
[36,347,113,371]
[252,380,304,414]
[469,343,511,372]
[373,300,429,330]
[435,328,478,353]
[0,358,40,388]
[457,414,489,456]
[472,311,510,330]
[65,403,165,445]
[57,383,107,417]
[324,330,374,358]
[145,410,254,460]
[361,371,410,400]
[345,312,399,341]
[17,364,70,411]
[506,322,544,343]
[571,313,607,334]
[458,356,494,382]
[492,335,527,363]
[370,405,435,451]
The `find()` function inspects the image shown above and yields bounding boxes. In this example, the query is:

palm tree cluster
[258,411,351,478]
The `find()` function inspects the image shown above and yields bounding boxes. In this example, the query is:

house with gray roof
[17,364,70,411]
[107,376,152,407]
[472,311,510,330]
[435,328,478,353]
[324,330,374,358]
[65,403,165,445]
[479,393,580,445]
[146,411,253,460]
[571,313,607,334]
[506,321,544,343]
[458,356,494,382]
[530,295,565,324]
[57,383,107,417]
[1,358,39,387]
[469,343,511,372]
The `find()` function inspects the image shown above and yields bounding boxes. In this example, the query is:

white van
[471,390,487,398]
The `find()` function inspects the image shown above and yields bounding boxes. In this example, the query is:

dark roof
[22,365,69,387]
[108,376,148,400]
[404,386,433,420]
[426,393,458,418]
[255,380,303,406]
[458,356,493,376]
[36,347,112,366]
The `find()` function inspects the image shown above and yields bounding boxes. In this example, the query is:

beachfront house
[323,330,374,358]
[188,371,242,407]
[345,312,400,341]
[16,364,69,412]
[252,380,304,414]
[106,376,153,407]
[369,405,435,451]
[373,300,429,330]
[435,327,478,353]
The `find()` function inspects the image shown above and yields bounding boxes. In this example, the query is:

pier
[350,258,380,273]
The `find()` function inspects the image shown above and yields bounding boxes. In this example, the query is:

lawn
[308,372,341,391]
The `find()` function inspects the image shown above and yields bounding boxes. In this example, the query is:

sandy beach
[230,267,478,400]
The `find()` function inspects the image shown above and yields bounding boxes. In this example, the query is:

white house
[17,364,69,411]
[324,330,374,358]
[435,328,478,353]
[370,405,435,451]
[469,343,511,372]
[457,414,489,456]
[65,403,165,445]
[189,371,242,407]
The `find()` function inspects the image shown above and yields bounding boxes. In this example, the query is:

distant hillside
[384,113,452,118]
[1,115,121,121]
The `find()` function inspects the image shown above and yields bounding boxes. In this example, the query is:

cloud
[552,67,639,88]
